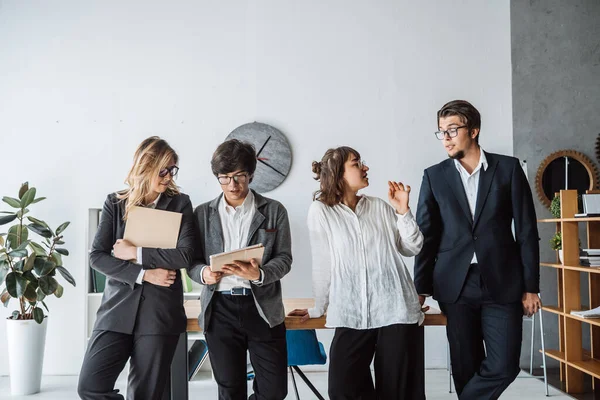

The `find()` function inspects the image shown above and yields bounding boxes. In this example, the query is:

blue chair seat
[286,330,327,400]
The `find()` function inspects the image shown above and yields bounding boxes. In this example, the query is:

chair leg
[290,366,300,400]
[292,366,326,400]
[530,313,536,375]
[539,309,549,396]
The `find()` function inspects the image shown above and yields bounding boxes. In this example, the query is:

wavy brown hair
[117,136,180,220]
[312,146,360,206]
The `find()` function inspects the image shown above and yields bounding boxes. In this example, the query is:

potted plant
[550,195,561,218]
[550,231,562,263]
[0,182,76,395]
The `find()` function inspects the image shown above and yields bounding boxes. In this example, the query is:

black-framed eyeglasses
[434,125,467,140]
[159,165,179,178]
[217,173,250,185]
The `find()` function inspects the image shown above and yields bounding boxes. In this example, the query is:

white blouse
[307,195,424,329]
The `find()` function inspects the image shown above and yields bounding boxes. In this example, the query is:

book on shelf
[93,269,107,292]
[581,249,600,257]
[188,340,209,381]
[571,306,600,319]
[582,194,600,214]
[181,268,193,292]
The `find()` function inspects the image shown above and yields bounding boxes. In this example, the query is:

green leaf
[50,252,63,266]
[28,223,52,238]
[30,197,46,204]
[39,276,58,295]
[16,208,29,218]
[2,197,22,209]
[6,272,27,297]
[22,270,37,282]
[0,235,3,247]
[55,248,69,256]
[36,287,46,302]
[55,240,65,245]
[20,188,36,208]
[11,310,19,319]
[7,225,28,249]
[33,307,44,324]
[26,216,48,227]
[55,221,70,236]
[15,240,30,251]
[0,214,17,226]
[56,266,76,286]
[1,289,11,306]
[23,283,37,302]
[29,241,46,256]
[54,283,64,298]
[23,254,36,272]
[13,259,24,271]
[18,183,29,200]
[41,300,49,312]
[34,258,55,276]
[8,248,28,258]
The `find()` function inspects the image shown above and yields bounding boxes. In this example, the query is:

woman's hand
[388,181,411,215]
[113,239,137,261]
[287,308,310,323]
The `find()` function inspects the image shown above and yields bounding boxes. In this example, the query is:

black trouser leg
[328,327,377,400]
[77,330,131,400]
[373,323,424,400]
[127,333,180,400]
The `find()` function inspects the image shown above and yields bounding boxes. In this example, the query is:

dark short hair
[437,100,481,143]
[211,139,257,177]
[312,146,360,206]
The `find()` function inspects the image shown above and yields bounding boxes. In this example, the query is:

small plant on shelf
[549,231,562,251]
[550,195,561,218]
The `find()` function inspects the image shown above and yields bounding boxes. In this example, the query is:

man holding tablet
[189,139,293,400]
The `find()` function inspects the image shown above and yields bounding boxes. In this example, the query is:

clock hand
[257,157,269,161]
[256,136,272,158]
[257,159,286,177]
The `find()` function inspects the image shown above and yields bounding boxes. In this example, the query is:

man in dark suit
[414,100,541,399]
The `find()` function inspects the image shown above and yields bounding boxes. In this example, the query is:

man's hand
[143,268,176,287]
[418,295,430,312]
[221,258,261,281]
[202,266,223,285]
[113,239,137,261]
[522,292,542,317]
[288,308,310,323]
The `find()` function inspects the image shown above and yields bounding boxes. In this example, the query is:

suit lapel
[247,191,266,245]
[156,193,173,211]
[443,160,473,226]
[473,152,498,228]
[209,195,224,252]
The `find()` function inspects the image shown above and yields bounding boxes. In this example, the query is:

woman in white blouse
[289,146,425,400]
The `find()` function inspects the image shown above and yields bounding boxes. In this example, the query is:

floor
[0,369,572,399]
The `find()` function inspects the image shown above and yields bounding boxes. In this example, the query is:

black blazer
[90,192,196,335]
[414,151,539,304]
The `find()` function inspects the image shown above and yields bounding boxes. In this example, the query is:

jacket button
[473,236,478,241]
[140,295,145,301]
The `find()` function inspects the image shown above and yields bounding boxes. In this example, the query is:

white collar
[221,190,255,214]
[454,148,488,174]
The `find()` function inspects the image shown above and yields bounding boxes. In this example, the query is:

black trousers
[440,264,523,400]
[328,322,424,400]
[205,292,288,400]
[77,330,179,400]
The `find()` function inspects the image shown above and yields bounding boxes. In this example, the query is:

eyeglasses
[217,173,250,185]
[159,165,179,178]
[357,159,367,169]
[434,125,467,140]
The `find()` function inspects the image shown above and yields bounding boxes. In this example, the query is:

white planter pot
[6,317,48,395]
[559,249,563,264]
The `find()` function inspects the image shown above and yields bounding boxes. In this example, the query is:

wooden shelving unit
[539,190,600,394]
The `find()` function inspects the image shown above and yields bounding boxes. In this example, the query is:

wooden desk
[165,298,447,400]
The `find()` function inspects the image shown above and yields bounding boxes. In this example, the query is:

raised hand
[388,181,411,214]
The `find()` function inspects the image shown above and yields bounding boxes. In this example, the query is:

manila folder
[123,206,182,248]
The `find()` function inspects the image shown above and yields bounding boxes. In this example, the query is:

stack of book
[571,305,600,319]
[580,249,600,267]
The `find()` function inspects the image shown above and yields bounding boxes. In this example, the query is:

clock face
[226,122,292,193]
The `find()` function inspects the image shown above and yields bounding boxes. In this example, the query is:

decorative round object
[535,150,599,208]
[226,122,292,193]
[596,133,600,165]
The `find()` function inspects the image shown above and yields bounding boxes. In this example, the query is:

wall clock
[226,122,292,193]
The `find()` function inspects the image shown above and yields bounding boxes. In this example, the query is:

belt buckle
[231,287,248,296]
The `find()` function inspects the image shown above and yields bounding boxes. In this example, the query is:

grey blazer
[90,192,196,335]
[188,190,293,332]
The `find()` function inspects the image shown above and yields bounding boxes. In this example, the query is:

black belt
[218,287,252,296]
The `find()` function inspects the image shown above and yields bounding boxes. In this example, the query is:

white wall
[0,0,512,375]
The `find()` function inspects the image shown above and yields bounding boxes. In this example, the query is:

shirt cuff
[199,265,208,284]
[308,307,323,319]
[419,294,431,297]
[136,247,143,265]
[251,268,264,285]
[136,269,145,285]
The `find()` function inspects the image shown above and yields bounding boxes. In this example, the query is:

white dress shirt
[307,196,425,329]
[454,149,488,264]
[135,194,161,284]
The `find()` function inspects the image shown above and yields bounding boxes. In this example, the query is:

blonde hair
[117,136,180,220]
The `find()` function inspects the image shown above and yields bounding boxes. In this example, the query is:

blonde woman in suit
[78,137,196,400]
